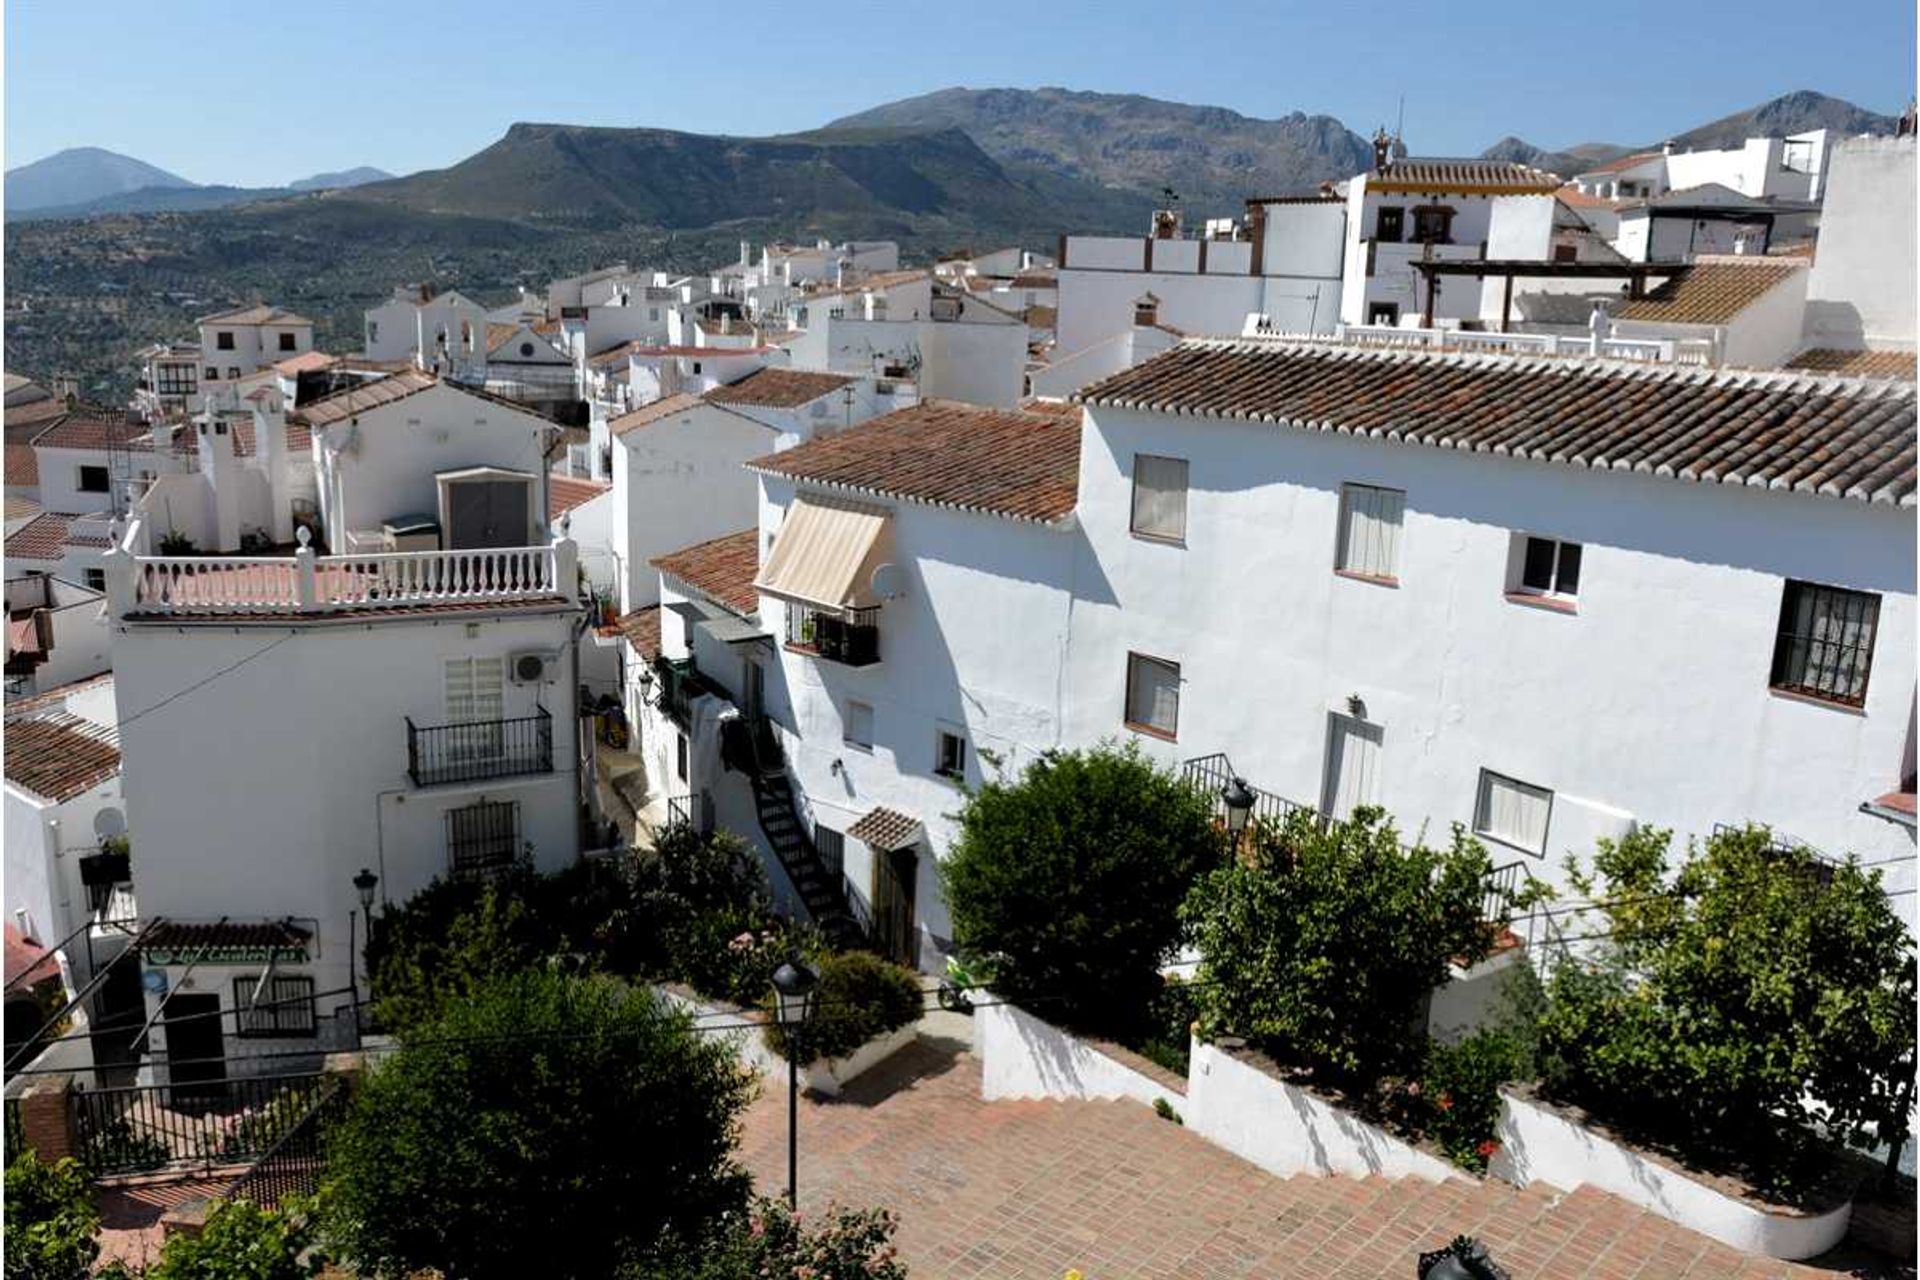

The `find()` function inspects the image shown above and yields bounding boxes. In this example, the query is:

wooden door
[163,994,227,1106]
[872,846,919,968]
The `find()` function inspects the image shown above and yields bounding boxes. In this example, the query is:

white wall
[363,299,415,363]
[1063,405,1916,909]
[978,998,1183,1107]
[4,773,124,982]
[33,446,122,515]
[611,402,775,612]
[114,608,583,1021]
[1057,269,1263,359]
[1805,136,1917,349]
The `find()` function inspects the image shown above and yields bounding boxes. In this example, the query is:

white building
[196,306,315,393]
[786,273,1030,408]
[1801,134,1917,356]
[5,574,111,696]
[362,285,491,373]
[1572,132,1835,205]
[133,343,203,418]
[102,519,587,1080]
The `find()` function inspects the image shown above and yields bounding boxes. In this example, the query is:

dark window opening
[1366,302,1400,327]
[1375,207,1404,242]
[1770,580,1879,707]
[84,569,106,592]
[77,465,110,493]
[1519,536,1582,598]
[447,799,519,880]
[232,975,316,1038]
[215,331,235,351]
[1411,206,1456,245]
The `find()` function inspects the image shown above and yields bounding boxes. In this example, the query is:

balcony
[406,708,554,787]
[654,655,719,730]
[784,605,880,667]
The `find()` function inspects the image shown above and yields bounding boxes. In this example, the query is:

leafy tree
[323,970,755,1280]
[640,1200,907,1280]
[4,1150,99,1280]
[366,860,562,1030]
[142,1198,309,1280]
[1538,825,1916,1178]
[941,743,1221,1030]
[762,950,923,1064]
[1184,806,1496,1083]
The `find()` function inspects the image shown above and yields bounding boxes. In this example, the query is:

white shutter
[1323,716,1383,820]
[445,657,505,723]
[1475,772,1553,855]
[1126,654,1180,735]
[1131,455,1189,541]
[1339,484,1404,579]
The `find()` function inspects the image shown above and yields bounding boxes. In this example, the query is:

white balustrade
[126,545,562,616]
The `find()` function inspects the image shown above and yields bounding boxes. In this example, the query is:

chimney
[740,240,752,268]
[1661,139,1675,156]
[254,394,294,544]
[1589,299,1614,345]
[836,260,848,288]
[200,415,243,551]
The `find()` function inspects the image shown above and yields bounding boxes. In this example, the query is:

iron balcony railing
[70,1071,332,1178]
[407,708,554,787]
[221,1076,347,1209]
[784,605,880,667]
[1180,753,1313,828]
[654,656,720,730]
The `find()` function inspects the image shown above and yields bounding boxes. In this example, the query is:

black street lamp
[1417,1236,1509,1280]
[351,867,378,1026]
[1221,776,1256,849]
[770,954,819,1209]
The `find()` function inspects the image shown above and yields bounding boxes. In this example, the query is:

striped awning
[754,494,892,616]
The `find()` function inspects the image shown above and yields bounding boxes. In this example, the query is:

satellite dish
[869,562,907,601]
[93,808,127,840]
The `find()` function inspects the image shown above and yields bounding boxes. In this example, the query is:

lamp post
[351,867,378,1027]
[770,954,819,1209]
[1221,776,1255,856]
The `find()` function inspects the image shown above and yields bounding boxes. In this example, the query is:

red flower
[1435,1093,1454,1112]
[1476,1139,1501,1158]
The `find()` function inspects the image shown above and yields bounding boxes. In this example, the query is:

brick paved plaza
[738,1034,1905,1280]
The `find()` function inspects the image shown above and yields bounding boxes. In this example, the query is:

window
[1129,454,1188,543]
[226,367,242,381]
[1552,244,1579,263]
[519,341,535,358]
[205,366,220,381]
[232,974,316,1038]
[367,320,379,343]
[157,365,196,396]
[1366,302,1399,327]
[447,798,519,879]
[649,307,661,322]
[676,733,689,782]
[277,332,297,351]
[84,569,106,592]
[844,699,874,749]
[1513,535,1582,601]
[215,331,235,350]
[1770,580,1880,707]
[459,321,473,350]
[1335,483,1405,582]
[1124,653,1180,739]
[1474,770,1553,856]
[691,361,702,375]
[934,727,966,781]
[1374,206,1404,242]
[1411,205,1455,245]
[77,465,110,494]
[444,656,506,760]
[815,825,845,879]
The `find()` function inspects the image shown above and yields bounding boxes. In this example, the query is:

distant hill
[11,183,305,220]
[337,121,1115,236]
[5,147,194,212]
[289,166,393,191]
[1481,90,1896,179]
[829,87,1372,216]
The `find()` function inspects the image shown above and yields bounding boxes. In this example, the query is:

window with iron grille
[447,799,520,879]
[232,974,317,1038]
[1375,207,1404,243]
[1770,580,1880,707]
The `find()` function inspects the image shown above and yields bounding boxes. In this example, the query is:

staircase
[722,716,863,945]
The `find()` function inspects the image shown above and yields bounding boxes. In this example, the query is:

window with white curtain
[444,656,506,760]
[1770,580,1880,708]
[1130,454,1189,543]
[1473,770,1553,856]
[1336,483,1405,580]
[1124,652,1181,739]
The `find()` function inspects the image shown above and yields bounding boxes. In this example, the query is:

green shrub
[1184,806,1496,1084]
[762,950,922,1063]
[366,860,562,1031]
[144,1198,308,1280]
[1127,975,1200,1077]
[1419,1029,1533,1173]
[641,1199,906,1280]
[5,1149,100,1280]
[324,970,756,1280]
[1537,825,1916,1185]
[941,743,1221,1033]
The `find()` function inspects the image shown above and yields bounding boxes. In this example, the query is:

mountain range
[4,149,393,219]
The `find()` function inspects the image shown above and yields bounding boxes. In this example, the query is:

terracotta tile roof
[6,443,39,487]
[801,269,929,303]
[8,512,112,560]
[609,392,704,437]
[486,322,518,351]
[198,304,311,327]
[704,368,854,409]
[1075,338,1917,508]
[3,671,113,720]
[4,711,120,802]
[1368,159,1563,194]
[651,529,760,615]
[141,920,312,956]
[1785,349,1917,381]
[31,414,151,452]
[288,369,441,427]
[747,401,1080,524]
[1581,151,1661,176]
[1009,270,1058,289]
[609,604,661,660]
[5,397,68,432]
[4,923,59,988]
[271,350,336,377]
[846,806,923,851]
[6,495,43,524]
[549,473,610,519]
[1871,790,1917,816]
[1555,188,1624,211]
[1614,260,1805,325]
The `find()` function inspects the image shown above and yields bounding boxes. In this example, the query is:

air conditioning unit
[509,650,558,685]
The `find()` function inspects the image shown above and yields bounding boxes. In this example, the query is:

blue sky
[5,0,1913,187]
